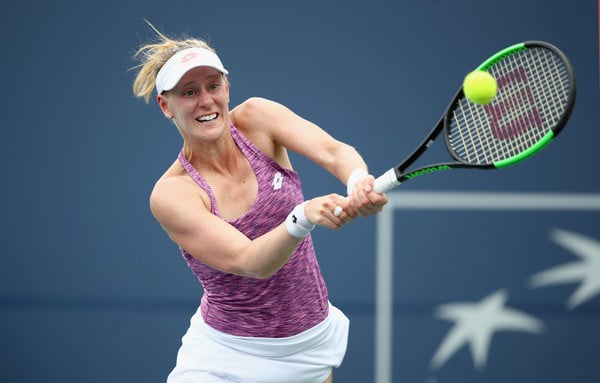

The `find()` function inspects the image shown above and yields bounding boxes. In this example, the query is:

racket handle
[374,168,401,193]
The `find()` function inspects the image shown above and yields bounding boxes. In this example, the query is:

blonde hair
[132,21,217,103]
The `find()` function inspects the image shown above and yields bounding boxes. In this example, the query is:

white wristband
[346,168,369,196]
[285,202,316,238]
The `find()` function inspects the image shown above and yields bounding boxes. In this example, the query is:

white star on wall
[529,229,600,309]
[430,289,544,370]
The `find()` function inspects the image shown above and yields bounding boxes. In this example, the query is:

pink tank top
[177,125,329,337]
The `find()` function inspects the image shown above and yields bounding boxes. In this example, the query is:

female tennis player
[132,24,387,383]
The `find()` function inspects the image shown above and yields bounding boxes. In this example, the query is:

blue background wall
[1,0,599,382]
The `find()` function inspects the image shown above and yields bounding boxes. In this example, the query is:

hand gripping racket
[374,40,576,193]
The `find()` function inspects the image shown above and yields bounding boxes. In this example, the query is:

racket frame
[374,40,576,193]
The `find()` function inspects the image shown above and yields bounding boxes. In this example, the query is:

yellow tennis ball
[463,70,497,105]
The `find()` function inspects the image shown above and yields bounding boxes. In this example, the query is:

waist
[196,240,329,337]
[195,302,346,358]
[200,289,329,337]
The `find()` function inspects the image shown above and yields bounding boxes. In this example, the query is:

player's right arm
[149,175,347,279]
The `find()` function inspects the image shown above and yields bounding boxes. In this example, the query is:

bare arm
[150,176,348,279]
[232,97,366,183]
[231,97,387,216]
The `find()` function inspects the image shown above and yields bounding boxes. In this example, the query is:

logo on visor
[181,52,199,64]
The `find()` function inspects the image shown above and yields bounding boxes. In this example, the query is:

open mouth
[196,113,218,123]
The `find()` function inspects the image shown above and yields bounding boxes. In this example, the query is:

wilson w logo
[484,67,543,141]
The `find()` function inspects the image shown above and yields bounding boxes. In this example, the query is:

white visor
[155,47,228,94]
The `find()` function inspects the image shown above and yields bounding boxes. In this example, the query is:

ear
[157,94,174,119]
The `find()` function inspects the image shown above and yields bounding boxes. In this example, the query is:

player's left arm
[231,97,387,215]
[232,97,364,181]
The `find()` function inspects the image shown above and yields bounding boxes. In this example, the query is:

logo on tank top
[272,171,283,190]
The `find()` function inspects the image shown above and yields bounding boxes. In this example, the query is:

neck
[182,131,240,175]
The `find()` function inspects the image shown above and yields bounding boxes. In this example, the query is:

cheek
[173,101,195,116]
[219,93,230,107]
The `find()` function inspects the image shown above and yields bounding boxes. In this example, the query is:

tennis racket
[374,40,576,193]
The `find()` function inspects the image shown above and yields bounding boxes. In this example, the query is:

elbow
[244,267,278,280]
[227,260,279,280]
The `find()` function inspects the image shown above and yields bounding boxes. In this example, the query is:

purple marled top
[177,124,329,337]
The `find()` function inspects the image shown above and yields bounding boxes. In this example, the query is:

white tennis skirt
[166,302,350,383]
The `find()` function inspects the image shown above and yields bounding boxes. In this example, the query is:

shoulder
[231,97,281,121]
[230,97,285,159]
[231,96,304,141]
[149,166,210,225]
[231,97,296,131]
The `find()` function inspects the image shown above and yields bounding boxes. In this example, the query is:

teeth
[198,113,217,122]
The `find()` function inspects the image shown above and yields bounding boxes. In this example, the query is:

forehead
[177,66,223,86]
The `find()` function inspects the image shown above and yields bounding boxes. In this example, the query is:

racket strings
[448,46,572,165]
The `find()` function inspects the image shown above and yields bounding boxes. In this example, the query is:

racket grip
[374,169,401,193]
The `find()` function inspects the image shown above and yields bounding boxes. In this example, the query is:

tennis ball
[463,70,497,105]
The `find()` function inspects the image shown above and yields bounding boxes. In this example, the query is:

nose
[197,90,214,107]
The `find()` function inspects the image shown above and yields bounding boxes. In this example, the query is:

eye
[183,89,196,97]
[208,83,221,92]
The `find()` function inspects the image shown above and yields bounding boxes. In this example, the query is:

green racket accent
[493,131,555,169]
[476,42,526,71]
